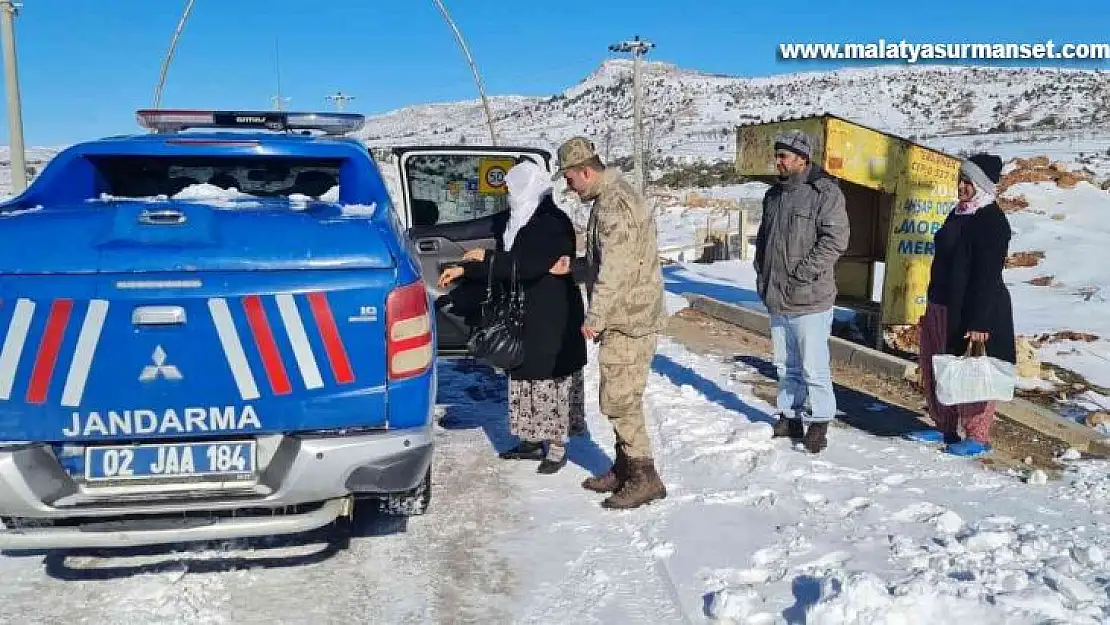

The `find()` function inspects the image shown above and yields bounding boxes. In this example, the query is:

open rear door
[393,146,552,355]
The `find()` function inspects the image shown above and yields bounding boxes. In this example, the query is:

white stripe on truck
[60,299,109,407]
[0,299,35,401]
[275,293,324,391]
[208,298,261,401]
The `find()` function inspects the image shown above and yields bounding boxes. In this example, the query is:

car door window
[404,154,519,227]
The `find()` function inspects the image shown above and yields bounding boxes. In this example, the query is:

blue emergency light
[135,109,366,135]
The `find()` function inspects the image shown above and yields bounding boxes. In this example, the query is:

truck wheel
[377,467,432,517]
[332,514,354,550]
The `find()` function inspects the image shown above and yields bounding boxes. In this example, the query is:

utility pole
[0,0,26,194]
[325,91,355,112]
[431,0,497,146]
[270,95,290,111]
[609,35,654,195]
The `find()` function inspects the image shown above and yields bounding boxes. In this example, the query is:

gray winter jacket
[754,165,850,315]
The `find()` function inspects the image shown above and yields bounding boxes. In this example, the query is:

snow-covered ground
[2,338,1108,623]
[927,129,1110,179]
[0,147,62,201]
[1000,180,1110,389]
[652,183,765,252]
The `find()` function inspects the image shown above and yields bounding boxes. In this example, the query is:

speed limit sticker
[485,166,506,188]
[479,157,515,194]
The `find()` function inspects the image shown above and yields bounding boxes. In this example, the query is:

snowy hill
[358,60,1110,161]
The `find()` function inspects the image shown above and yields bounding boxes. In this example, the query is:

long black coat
[926,202,1017,364]
[463,195,587,380]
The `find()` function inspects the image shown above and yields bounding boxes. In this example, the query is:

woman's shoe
[537,443,567,474]
[944,439,992,457]
[499,441,544,460]
[537,454,567,474]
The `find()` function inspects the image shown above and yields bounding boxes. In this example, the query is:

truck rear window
[89,156,343,200]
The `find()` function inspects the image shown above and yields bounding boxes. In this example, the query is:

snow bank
[1000,180,1110,387]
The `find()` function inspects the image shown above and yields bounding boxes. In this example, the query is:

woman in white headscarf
[439,161,587,474]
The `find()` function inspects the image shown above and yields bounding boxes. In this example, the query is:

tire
[331,514,353,550]
[377,467,432,517]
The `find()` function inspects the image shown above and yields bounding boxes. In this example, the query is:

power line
[152,0,195,109]
[431,0,497,145]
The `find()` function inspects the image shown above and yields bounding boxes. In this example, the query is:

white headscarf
[502,161,553,250]
[955,159,997,215]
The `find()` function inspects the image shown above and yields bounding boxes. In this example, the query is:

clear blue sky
[4,0,1110,146]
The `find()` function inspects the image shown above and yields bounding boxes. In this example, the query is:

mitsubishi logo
[139,345,183,382]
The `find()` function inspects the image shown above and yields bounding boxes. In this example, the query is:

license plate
[84,440,256,482]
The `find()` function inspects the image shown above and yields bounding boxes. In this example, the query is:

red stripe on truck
[307,292,355,385]
[242,295,292,396]
[26,298,73,404]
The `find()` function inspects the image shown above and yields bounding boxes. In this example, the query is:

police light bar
[135,109,366,135]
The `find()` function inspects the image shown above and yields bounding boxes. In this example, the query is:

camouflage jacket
[583,168,665,336]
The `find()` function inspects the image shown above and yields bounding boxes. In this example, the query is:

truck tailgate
[0,270,395,444]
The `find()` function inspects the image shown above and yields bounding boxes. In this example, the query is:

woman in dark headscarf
[906,153,1016,457]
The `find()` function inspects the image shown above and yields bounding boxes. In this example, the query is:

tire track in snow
[0,361,525,625]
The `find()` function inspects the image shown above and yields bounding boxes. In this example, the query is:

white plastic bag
[931,342,1016,406]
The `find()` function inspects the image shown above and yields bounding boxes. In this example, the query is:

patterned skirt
[508,370,586,444]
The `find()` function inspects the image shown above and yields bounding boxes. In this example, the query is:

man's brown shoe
[803,421,829,454]
[772,416,804,440]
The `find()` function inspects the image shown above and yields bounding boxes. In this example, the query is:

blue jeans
[770,309,836,423]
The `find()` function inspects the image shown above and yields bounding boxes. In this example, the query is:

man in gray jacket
[754,130,850,453]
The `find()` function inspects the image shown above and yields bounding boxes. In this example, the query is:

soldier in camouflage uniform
[553,137,667,509]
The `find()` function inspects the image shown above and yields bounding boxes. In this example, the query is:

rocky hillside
[357,60,1110,162]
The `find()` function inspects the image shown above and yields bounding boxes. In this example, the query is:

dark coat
[463,195,587,380]
[926,202,1016,364]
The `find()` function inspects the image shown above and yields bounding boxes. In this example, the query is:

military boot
[582,445,628,493]
[601,458,666,509]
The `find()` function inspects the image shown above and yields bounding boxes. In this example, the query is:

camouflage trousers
[598,330,658,460]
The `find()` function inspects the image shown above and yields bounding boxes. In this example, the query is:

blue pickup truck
[0,110,549,550]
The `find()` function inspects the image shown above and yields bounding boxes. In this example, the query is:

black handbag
[467,252,526,371]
